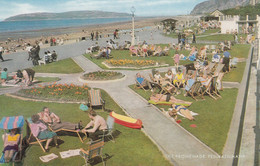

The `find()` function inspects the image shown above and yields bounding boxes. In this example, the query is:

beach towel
[177,111,198,118]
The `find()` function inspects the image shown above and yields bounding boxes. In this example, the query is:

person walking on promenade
[91,31,94,41]
[192,33,196,43]
[95,31,99,41]
[178,33,181,44]
[0,45,4,62]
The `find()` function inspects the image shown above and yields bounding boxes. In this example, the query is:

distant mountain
[191,0,251,15]
[4,10,131,21]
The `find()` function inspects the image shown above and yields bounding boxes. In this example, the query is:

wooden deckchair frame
[187,81,204,101]
[88,89,105,110]
[26,119,47,152]
[80,139,105,166]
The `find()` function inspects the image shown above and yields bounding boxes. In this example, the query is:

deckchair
[0,116,24,164]
[88,89,105,110]
[135,77,152,91]
[206,62,216,74]
[26,118,48,152]
[214,64,225,76]
[80,139,106,166]
[200,77,217,100]
[217,72,225,91]
[129,46,138,56]
[187,81,204,101]
[99,116,115,143]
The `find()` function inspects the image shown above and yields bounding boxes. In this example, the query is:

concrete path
[238,41,260,166]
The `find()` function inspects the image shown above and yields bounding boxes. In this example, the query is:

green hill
[221,3,260,17]
[4,10,131,21]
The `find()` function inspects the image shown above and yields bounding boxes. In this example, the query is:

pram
[0,116,24,164]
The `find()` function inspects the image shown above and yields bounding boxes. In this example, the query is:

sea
[0,17,132,41]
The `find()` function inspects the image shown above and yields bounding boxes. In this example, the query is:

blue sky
[0,0,205,20]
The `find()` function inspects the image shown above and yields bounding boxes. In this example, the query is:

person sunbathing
[154,70,162,83]
[2,129,20,163]
[164,69,173,83]
[150,94,192,106]
[153,46,162,56]
[30,114,59,152]
[38,107,81,131]
[184,73,196,97]
[172,104,195,121]
[136,73,152,90]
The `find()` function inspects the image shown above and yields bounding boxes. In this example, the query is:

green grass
[222,44,251,82]
[32,58,83,73]
[197,34,247,42]
[129,85,238,154]
[0,91,171,166]
[35,77,60,83]
[223,62,246,83]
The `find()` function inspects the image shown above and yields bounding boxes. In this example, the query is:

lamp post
[131,6,136,46]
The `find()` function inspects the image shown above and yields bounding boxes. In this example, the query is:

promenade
[0,28,258,166]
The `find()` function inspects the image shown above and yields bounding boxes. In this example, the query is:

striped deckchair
[88,89,105,110]
[0,116,24,163]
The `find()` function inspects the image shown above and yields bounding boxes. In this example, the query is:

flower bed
[105,59,157,67]
[15,83,89,102]
[81,71,124,81]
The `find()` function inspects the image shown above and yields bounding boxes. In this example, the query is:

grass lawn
[35,77,60,83]
[0,90,171,166]
[32,58,83,74]
[129,85,238,154]
[222,44,251,82]
[197,34,247,42]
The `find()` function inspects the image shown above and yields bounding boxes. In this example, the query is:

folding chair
[214,64,225,76]
[187,81,204,101]
[134,77,152,91]
[0,116,24,164]
[99,116,115,143]
[88,89,105,110]
[26,118,48,152]
[80,139,105,166]
[200,77,217,100]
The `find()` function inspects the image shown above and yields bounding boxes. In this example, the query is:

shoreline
[0,17,166,53]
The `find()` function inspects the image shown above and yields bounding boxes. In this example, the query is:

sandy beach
[0,17,167,52]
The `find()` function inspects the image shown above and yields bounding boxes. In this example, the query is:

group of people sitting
[130,43,169,57]
[28,107,107,152]
[39,50,58,64]
[0,68,35,86]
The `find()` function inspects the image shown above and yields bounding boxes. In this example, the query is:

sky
[0,0,206,20]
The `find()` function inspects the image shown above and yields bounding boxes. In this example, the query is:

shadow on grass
[87,153,114,166]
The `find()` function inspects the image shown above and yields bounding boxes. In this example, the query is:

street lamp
[131,6,136,46]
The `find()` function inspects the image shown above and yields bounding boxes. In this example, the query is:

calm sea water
[0,17,131,33]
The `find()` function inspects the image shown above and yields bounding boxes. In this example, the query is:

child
[1,68,8,85]
[173,52,180,68]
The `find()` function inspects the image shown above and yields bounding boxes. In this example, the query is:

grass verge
[32,58,83,74]
[129,85,238,154]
